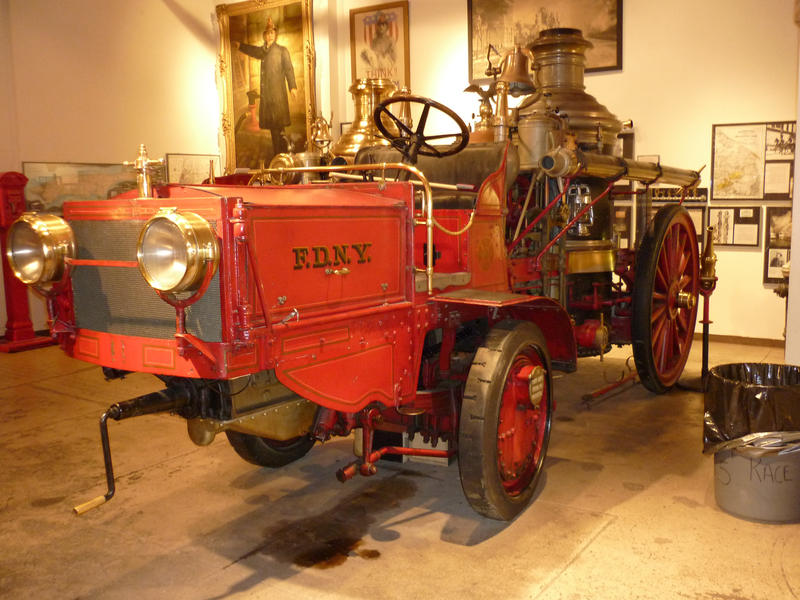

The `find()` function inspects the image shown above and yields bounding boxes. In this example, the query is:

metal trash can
[704,363,800,523]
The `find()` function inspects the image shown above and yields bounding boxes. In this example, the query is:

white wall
[1,0,797,342]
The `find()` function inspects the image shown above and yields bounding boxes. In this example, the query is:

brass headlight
[6,213,75,285]
[137,209,219,293]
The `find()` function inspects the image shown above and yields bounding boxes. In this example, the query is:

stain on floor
[229,471,417,569]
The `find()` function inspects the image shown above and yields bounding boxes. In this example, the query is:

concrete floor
[1,339,798,600]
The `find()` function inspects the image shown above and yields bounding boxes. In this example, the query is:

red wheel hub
[497,351,548,495]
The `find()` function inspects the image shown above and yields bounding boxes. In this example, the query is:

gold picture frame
[217,0,316,173]
[349,1,410,87]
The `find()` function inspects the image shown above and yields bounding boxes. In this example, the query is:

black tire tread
[225,430,315,468]
[458,320,552,520]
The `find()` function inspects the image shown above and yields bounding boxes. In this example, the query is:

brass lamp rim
[6,212,76,285]
[136,209,219,294]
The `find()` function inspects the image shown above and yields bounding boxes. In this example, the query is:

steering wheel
[373,95,470,165]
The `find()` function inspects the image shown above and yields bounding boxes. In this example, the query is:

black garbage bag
[703,362,800,453]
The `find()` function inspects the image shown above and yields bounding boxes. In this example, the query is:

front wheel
[458,321,552,521]
[225,431,315,468]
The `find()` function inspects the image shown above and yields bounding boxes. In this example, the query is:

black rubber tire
[225,431,315,468]
[632,204,699,394]
[458,320,553,521]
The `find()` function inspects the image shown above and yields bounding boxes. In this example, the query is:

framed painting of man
[350,1,410,87]
[217,0,316,172]
[468,0,622,84]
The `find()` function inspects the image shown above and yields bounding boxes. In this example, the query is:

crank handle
[73,494,110,515]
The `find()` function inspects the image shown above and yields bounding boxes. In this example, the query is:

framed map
[711,121,795,201]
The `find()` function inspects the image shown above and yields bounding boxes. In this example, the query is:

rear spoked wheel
[632,204,700,393]
[458,321,552,520]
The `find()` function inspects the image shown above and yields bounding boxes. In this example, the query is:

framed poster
[21,162,162,214]
[711,121,795,201]
[350,1,410,86]
[763,206,792,284]
[708,206,761,247]
[165,153,221,184]
[467,0,622,84]
[217,0,316,172]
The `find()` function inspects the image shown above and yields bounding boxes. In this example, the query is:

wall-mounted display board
[711,121,795,201]
[648,201,707,253]
[647,187,709,252]
[165,154,221,184]
[708,206,761,247]
[763,206,792,284]
[648,186,708,203]
[686,206,707,252]
[21,162,165,215]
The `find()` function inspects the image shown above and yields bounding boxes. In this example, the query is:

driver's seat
[354,142,517,209]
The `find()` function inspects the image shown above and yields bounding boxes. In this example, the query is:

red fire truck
[5,29,708,521]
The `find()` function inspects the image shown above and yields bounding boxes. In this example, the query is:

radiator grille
[69,220,223,342]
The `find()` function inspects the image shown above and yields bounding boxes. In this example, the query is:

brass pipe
[541,147,700,187]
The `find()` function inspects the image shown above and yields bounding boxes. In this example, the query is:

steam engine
[4,28,708,521]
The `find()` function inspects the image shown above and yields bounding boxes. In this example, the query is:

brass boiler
[517,28,622,168]
[330,78,398,161]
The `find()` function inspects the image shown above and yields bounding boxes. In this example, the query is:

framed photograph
[165,153,221,184]
[686,206,707,252]
[708,206,761,247]
[468,0,622,84]
[217,0,316,172]
[21,162,163,214]
[763,206,792,284]
[711,121,795,201]
[350,1,410,86]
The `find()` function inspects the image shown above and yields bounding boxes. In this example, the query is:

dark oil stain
[30,496,66,508]
[230,472,416,570]
[127,472,143,483]
[556,415,575,422]
[293,538,381,569]
[293,537,361,569]
[357,547,380,560]
[623,481,645,491]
